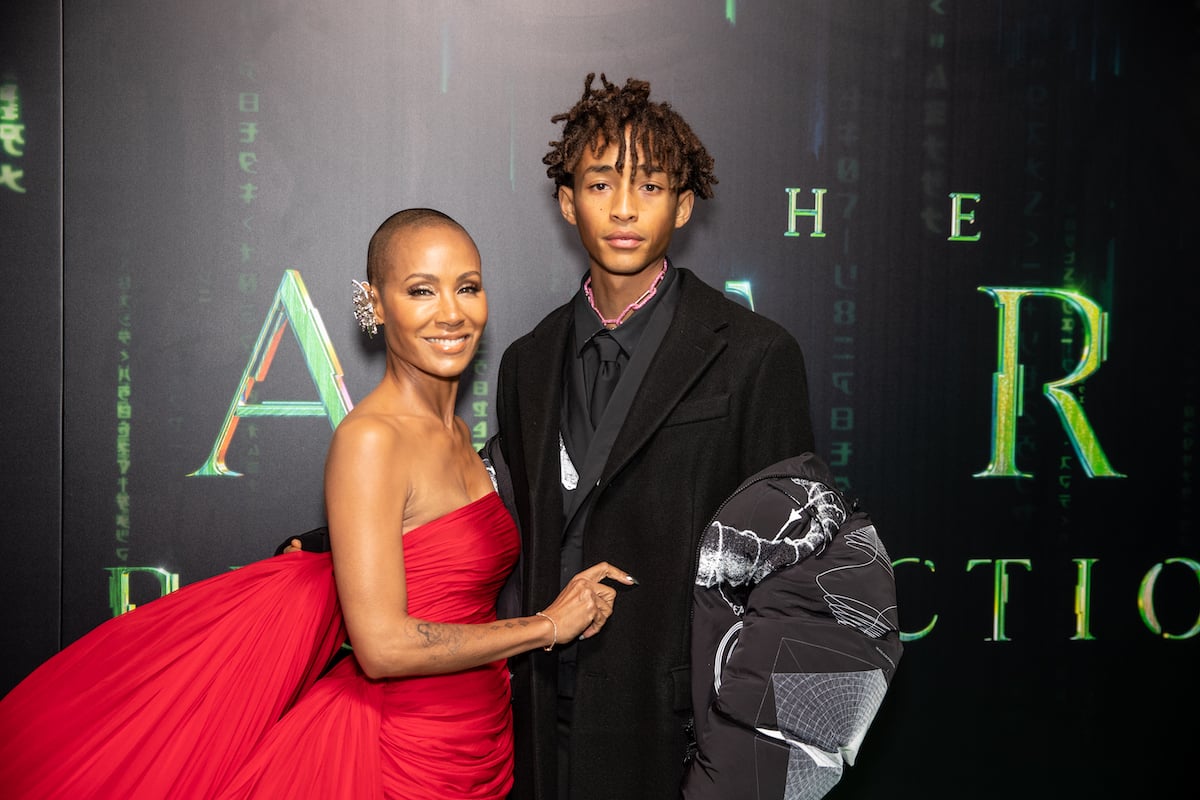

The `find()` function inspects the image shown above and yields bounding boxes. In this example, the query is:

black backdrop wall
[3,1,1198,796]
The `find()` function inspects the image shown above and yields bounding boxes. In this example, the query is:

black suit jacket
[497,268,815,800]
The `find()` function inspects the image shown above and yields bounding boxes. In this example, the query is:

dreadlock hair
[365,207,475,287]
[543,73,717,201]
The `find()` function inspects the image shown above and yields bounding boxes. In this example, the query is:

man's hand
[273,526,330,556]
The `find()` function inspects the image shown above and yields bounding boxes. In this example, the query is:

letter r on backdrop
[975,286,1124,479]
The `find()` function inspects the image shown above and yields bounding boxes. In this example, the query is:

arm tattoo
[416,621,464,654]
[495,619,531,631]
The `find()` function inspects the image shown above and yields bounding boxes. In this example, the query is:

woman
[0,208,632,799]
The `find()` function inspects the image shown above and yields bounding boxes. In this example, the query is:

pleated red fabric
[0,550,345,799]
[0,492,519,799]
[217,492,519,799]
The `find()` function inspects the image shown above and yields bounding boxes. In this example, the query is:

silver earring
[352,279,378,337]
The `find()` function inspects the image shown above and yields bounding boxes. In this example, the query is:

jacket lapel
[513,271,730,545]
[598,271,728,487]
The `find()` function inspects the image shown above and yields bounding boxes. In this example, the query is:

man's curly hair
[543,73,717,201]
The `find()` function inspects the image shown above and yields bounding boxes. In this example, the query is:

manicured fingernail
[626,575,639,585]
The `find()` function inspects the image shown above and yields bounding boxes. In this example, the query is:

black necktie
[589,332,623,426]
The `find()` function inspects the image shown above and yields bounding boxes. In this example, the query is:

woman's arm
[325,416,629,679]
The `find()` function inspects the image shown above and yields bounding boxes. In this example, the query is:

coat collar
[600,271,728,483]
[511,268,732,499]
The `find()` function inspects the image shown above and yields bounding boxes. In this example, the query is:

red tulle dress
[0,492,520,800]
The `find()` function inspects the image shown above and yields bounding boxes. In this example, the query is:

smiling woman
[0,208,635,800]
[367,216,488,383]
[213,210,638,798]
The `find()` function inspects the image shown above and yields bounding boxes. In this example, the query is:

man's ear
[558,186,578,226]
[674,189,696,229]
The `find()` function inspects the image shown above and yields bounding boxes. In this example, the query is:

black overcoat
[497,268,815,799]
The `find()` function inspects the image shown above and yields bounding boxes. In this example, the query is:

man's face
[557,129,695,282]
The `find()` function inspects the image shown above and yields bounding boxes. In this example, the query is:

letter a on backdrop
[190,269,353,477]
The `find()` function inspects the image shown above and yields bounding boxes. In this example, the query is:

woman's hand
[537,561,637,645]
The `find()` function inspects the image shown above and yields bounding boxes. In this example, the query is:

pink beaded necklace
[584,259,669,329]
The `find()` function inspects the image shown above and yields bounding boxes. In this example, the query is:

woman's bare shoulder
[328,406,427,472]
[333,407,401,445]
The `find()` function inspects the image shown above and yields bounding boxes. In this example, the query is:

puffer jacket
[683,452,903,800]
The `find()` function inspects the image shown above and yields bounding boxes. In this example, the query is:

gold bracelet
[535,611,558,652]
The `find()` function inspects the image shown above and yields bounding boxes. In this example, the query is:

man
[497,73,815,800]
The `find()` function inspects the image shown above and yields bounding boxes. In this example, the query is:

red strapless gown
[0,492,519,800]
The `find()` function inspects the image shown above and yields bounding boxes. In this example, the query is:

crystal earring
[352,279,378,337]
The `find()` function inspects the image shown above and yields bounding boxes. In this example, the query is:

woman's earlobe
[352,280,380,336]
